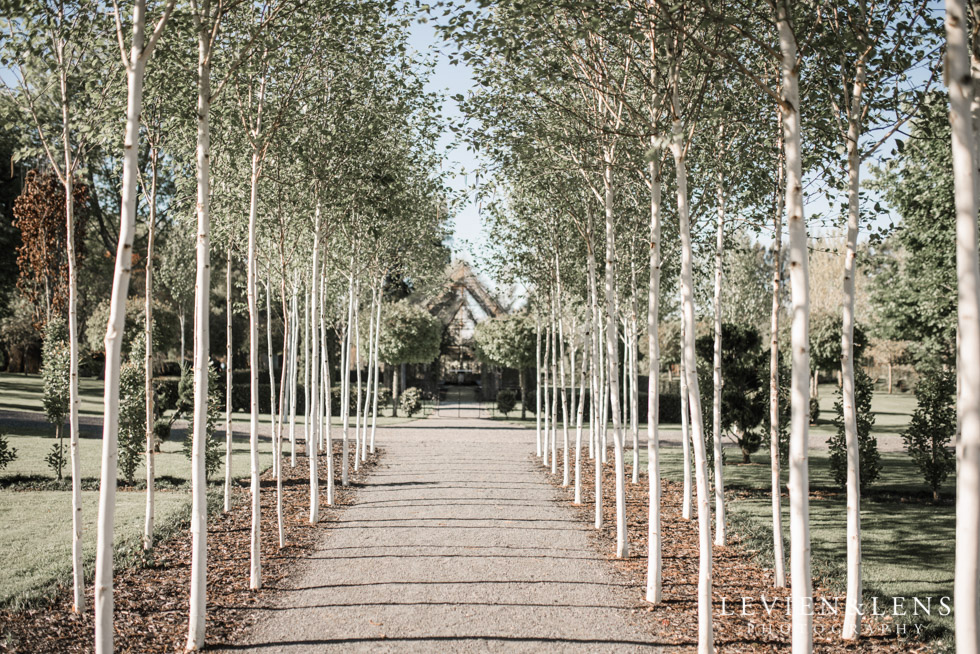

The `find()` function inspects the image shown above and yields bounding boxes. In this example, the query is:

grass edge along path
[0,443,381,654]
[543,451,939,653]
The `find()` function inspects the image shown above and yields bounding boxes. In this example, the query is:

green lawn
[0,489,190,607]
[0,372,419,608]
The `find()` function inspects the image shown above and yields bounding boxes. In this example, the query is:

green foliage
[44,442,67,480]
[474,312,535,369]
[0,431,17,471]
[398,386,423,417]
[118,340,147,485]
[870,94,956,366]
[828,368,882,491]
[379,301,442,365]
[181,363,223,481]
[695,323,768,463]
[41,317,70,431]
[810,397,820,425]
[496,389,516,416]
[903,367,956,500]
[810,312,868,372]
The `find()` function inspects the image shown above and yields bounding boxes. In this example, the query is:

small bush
[0,431,18,471]
[828,367,881,491]
[904,366,956,500]
[497,390,517,416]
[399,386,423,417]
[181,362,223,481]
[45,442,67,480]
[809,397,820,424]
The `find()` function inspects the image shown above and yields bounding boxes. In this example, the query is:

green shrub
[496,390,517,416]
[903,366,956,501]
[181,363,223,481]
[809,397,820,424]
[0,431,16,471]
[828,367,881,491]
[399,386,423,417]
[45,442,67,480]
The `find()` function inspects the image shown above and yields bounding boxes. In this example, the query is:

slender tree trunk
[543,323,551,468]
[224,242,234,512]
[630,260,640,485]
[341,264,354,486]
[550,305,558,475]
[947,1,980,650]
[59,45,85,619]
[308,206,320,522]
[841,45,868,641]
[369,284,382,453]
[321,269,335,505]
[265,278,277,482]
[535,314,542,456]
[246,149,262,592]
[185,8,211,647]
[777,4,814,649]
[95,9,150,649]
[673,100,714,652]
[713,168,727,547]
[680,322,693,520]
[603,158,628,559]
[353,278,363,469]
[303,281,310,463]
[556,255,570,487]
[770,122,787,589]
[574,332,587,505]
[646,149,663,604]
[143,148,158,550]
[289,282,298,467]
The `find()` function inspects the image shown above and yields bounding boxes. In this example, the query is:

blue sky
[407,17,486,264]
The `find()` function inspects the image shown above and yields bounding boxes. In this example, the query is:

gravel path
[220,409,667,653]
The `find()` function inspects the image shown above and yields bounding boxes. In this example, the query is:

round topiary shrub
[809,397,820,425]
[399,387,423,417]
[496,390,517,417]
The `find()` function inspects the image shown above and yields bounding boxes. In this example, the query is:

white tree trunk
[369,284,382,453]
[574,338,587,504]
[603,159,628,559]
[556,256,570,486]
[630,262,640,485]
[289,282,298,467]
[95,20,148,650]
[341,265,355,486]
[224,242,234,512]
[770,125,787,589]
[777,4,815,649]
[143,148,158,551]
[185,7,211,647]
[265,277,278,482]
[246,150,263,592]
[536,314,542,456]
[840,50,867,641]
[680,322,693,521]
[308,206,321,523]
[321,269,335,505]
[543,323,551,468]
[672,108,714,654]
[947,1,980,650]
[712,169,727,547]
[646,150,663,604]
[303,280,310,464]
[353,278,363,469]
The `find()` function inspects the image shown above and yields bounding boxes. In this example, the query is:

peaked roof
[426,260,506,326]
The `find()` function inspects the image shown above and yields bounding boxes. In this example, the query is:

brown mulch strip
[542,450,928,653]
[1,441,381,653]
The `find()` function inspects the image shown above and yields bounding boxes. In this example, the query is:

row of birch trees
[2,0,449,651]
[444,0,980,652]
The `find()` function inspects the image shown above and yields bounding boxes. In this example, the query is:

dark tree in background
[12,170,88,329]
[696,323,768,463]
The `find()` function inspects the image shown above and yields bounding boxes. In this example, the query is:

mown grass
[0,489,190,608]
[0,372,418,609]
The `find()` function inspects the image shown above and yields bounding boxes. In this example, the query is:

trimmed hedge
[522,388,682,424]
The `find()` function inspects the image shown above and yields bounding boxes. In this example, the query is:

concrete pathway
[222,412,666,653]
